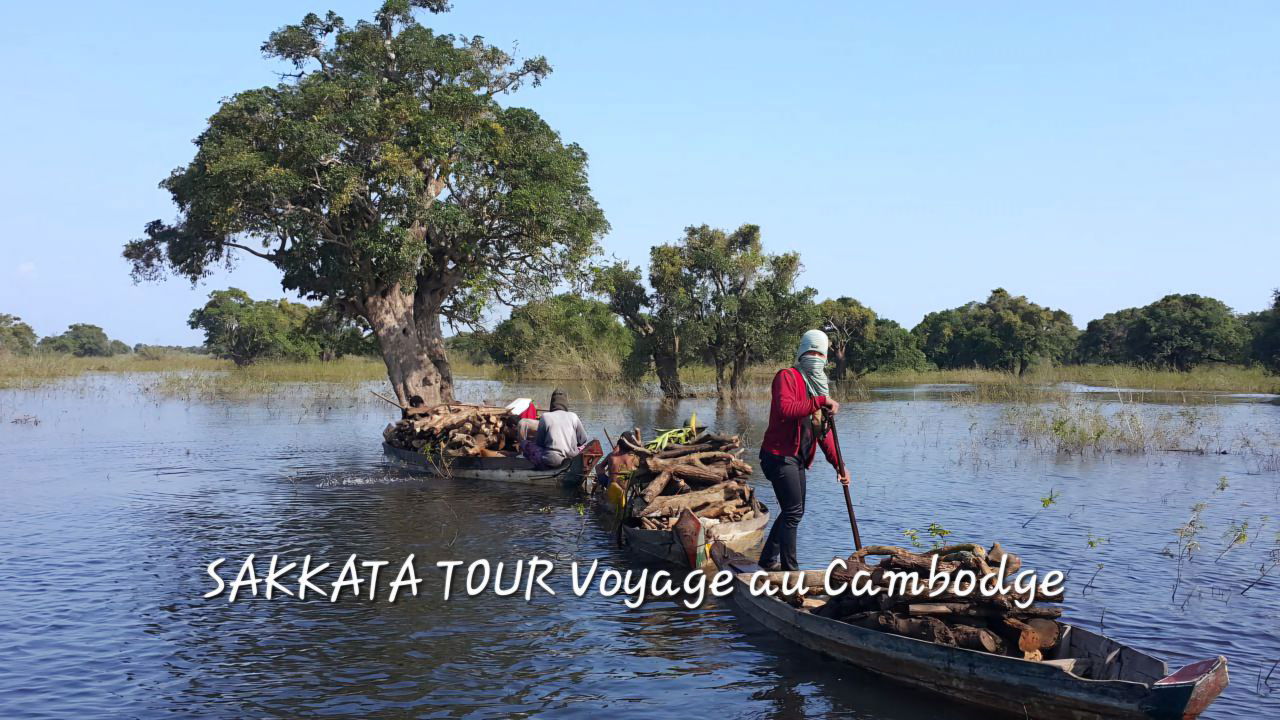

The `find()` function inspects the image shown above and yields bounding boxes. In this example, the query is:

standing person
[527,389,589,468]
[758,329,850,571]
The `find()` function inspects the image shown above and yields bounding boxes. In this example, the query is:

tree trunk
[830,345,848,382]
[362,282,453,408]
[714,360,727,399]
[729,352,748,395]
[652,331,683,399]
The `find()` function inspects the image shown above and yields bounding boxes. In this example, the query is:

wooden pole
[826,410,862,551]
[370,390,403,409]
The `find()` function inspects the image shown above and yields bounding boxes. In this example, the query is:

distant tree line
[187,288,377,366]
[451,226,1280,398]
[0,314,132,357]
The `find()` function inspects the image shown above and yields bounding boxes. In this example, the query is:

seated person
[521,389,588,468]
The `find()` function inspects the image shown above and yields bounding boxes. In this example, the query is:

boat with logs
[382,440,599,487]
[709,542,1228,720]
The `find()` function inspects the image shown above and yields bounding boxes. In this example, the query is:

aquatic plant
[1022,488,1061,528]
[1216,520,1249,562]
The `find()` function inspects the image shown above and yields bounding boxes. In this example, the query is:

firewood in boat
[951,624,1005,653]
[637,483,740,517]
[1001,616,1060,661]
[874,613,956,646]
[641,470,675,503]
[986,542,1022,575]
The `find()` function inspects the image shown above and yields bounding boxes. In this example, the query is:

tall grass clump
[1004,400,1218,454]
[0,351,227,388]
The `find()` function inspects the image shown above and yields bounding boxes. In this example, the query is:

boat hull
[382,442,586,487]
[712,548,1227,720]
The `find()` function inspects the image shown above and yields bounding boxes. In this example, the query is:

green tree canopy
[817,297,876,381]
[189,288,375,364]
[678,224,816,396]
[1124,294,1248,371]
[486,294,632,376]
[847,318,930,377]
[125,1,606,405]
[0,314,38,355]
[189,288,311,365]
[39,323,115,357]
[1075,294,1248,371]
[592,259,690,397]
[912,289,1078,375]
[1077,307,1143,364]
[1248,291,1280,373]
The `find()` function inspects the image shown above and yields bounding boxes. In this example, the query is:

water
[1,374,1277,719]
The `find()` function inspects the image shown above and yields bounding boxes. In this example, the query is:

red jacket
[760,368,839,469]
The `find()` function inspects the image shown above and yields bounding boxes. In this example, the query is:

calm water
[1,375,1278,719]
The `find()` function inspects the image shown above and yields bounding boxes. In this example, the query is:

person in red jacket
[758,329,849,571]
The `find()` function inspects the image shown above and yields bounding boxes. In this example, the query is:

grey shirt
[536,410,588,464]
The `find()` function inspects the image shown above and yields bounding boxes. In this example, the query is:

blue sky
[1,1,1276,345]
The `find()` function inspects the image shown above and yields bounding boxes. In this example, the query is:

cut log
[951,624,1004,653]
[641,471,674,503]
[638,483,739,517]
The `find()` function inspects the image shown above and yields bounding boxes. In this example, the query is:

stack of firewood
[808,542,1064,661]
[615,429,763,530]
[383,404,517,456]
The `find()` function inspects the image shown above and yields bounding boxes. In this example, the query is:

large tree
[678,224,816,396]
[125,1,607,405]
[592,259,689,398]
[1076,307,1143,364]
[0,314,37,355]
[1125,294,1248,371]
[912,289,1078,375]
[817,297,876,381]
[188,288,308,365]
[485,293,632,375]
[39,324,115,357]
[1249,291,1280,373]
[846,318,930,377]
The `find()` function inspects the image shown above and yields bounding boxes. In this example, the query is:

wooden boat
[710,543,1228,720]
[382,440,596,487]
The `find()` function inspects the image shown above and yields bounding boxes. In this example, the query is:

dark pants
[758,452,806,571]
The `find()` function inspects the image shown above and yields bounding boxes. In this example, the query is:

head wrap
[793,329,830,398]
[549,389,569,413]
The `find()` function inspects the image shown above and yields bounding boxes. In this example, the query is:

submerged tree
[678,224,815,397]
[125,1,607,405]
[593,260,689,398]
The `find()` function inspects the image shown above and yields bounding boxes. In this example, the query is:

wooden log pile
[383,404,517,456]
[614,429,763,530]
[808,542,1065,661]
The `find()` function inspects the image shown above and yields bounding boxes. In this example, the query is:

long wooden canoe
[382,442,589,487]
[710,543,1228,720]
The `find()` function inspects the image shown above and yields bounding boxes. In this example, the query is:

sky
[1,1,1277,345]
